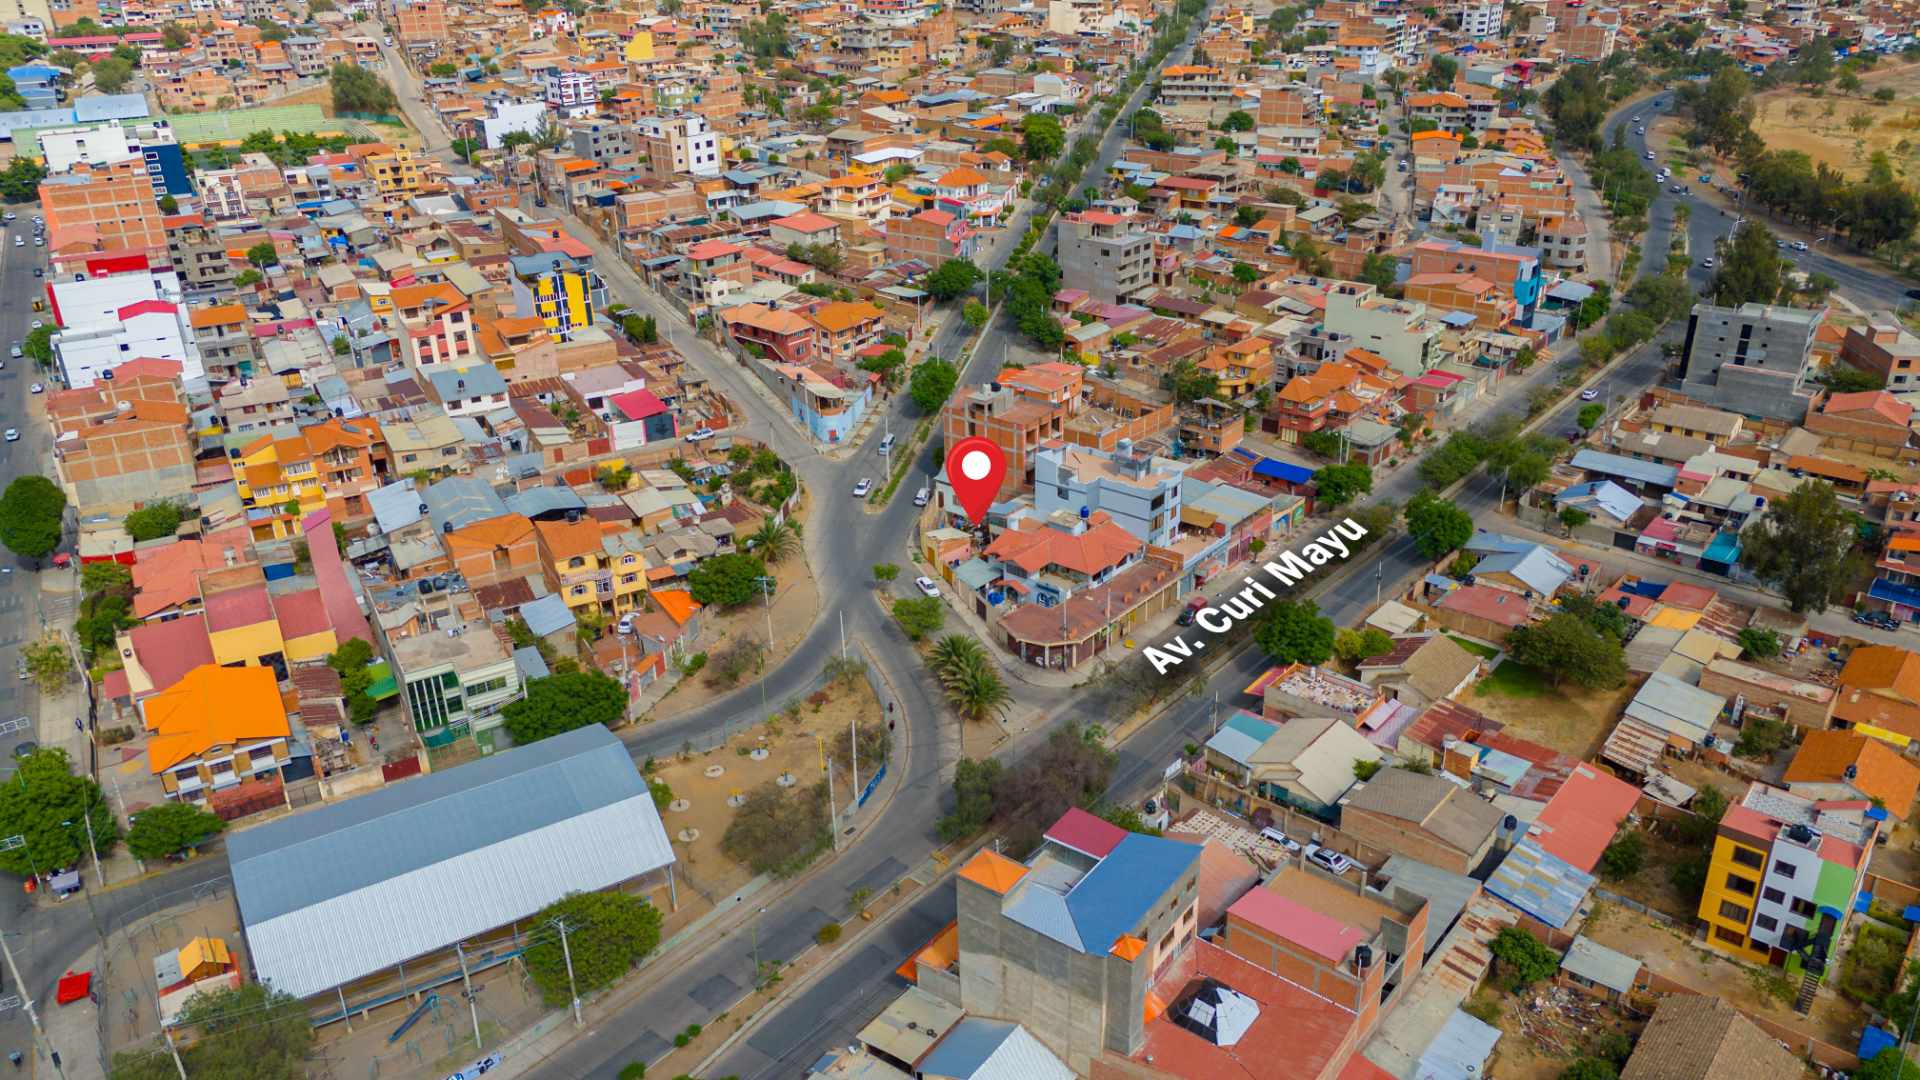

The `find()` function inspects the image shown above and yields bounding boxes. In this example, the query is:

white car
[1702,258,1715,270]
[615,613,635,635]
[1260,826,1302,853]
[28,383,41,394]
[1579,388,1600,401]
[29,320,40,330]
[912,486,930,507]
[914,576,940,598]
[684,426,714,442]
[1793,240,1809,251]
[1629,115,1641,123]
[852,477,873,498]
[1305,844,1353,875]
[4,430,18,443]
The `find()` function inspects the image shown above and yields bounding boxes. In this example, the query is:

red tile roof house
[1427,583,1533,643]
[1804,389,1914,452]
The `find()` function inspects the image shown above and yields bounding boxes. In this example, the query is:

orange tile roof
[957,849,1028,894]
[536,518,604,562]
[144,664,290,773]
[986,518,1142,576]
[893,920,958,982]
[188,304,247,329]
[651,588,701,625]
[1841,645,1920,703]
[936,166,988,187]
[447,512,535,551]
[807,300,884,334]
[1784,729,1920,815]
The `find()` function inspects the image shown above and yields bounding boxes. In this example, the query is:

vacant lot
[1749,62,1920,181]
[1472,664,1641,759]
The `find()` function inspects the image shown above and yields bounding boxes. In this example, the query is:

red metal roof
[1227,886,1363,963]
[1044,806,1127,858]
[1531,764,1639,873]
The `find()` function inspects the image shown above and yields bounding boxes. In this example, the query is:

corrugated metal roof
[1414,1008,1502,1080]
[1562,934,1639,993]
[1484,837,1593,929]
[230,726,673,998]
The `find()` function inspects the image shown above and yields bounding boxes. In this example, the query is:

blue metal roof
[1062,833,1202,955]
[72,93,149,122]
[1252,457,1314,484]
[1702,531,1742,565]
[519,592,575,637]
[1485,837,1593,929]
[1569,449,1679,488]
[1555,480,1641,523]
[1473,546,1572,596]
[918,1019,1018,1079]
[424,475,507,534]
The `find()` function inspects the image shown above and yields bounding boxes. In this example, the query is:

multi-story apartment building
[535,517,648,618]
[394,0,447,43]
[1839,313,1920,391]
[189,303,255,381]
[52,281,202,388]
[35,118,190,197]
[820,171,892,226]
[680,239,753,307]
[167,213,238,295]
[1158,63,1234,104]
[391,281,477,368]
[509,252,602,343]
[885,208,975,265]
[564,119,634,165]
[232,430,326,541]
[47,366,194,512]
[803,300,885,364]
[720,304,816,366]
[1033,441,1182,547]
[544,68,598,117]
[362,144,424,195]
[1323,282,1439,377]
[1677,302,1825,422]
[446,513,543,590]
[943,380,1071,498]
[1698,783,1876,976]
[388,622,521,746]
[1057,210,1152,306]
[39,158,168,251]
[144,664,291,804]
[636,113,721,178]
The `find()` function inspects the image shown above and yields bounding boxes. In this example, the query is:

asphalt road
[1618,100,1911,310]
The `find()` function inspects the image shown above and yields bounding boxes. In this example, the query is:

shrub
[1489,927,1559,990]
[619,1064,646,1080]
[816,922,843,945]
[1598,831,1644,881]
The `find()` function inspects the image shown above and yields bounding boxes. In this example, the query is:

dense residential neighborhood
[6,0,1920,1078]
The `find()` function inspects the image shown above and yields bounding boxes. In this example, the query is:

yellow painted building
[1697,830,1773,965]
[624,31,655,62]
[365,145,424,195]
[534,519,650,617]
[233,435,326,542]
[511,254,597,343]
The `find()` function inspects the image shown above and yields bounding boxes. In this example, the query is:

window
[1730,846,1765,870]
[1790,897,1817,918]
[1713,926,1746,947]
[1755,914,1779,932]
[1763,887,1786,904]
[1725,874,1757,897]
[1718,900,1751,924]
[1773,861,1797,880]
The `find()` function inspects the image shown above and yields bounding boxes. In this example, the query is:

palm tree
[942,654,1012,726]
[748,518,796,563]
[928,634,986,684]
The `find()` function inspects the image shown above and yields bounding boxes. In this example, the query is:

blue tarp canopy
[1251,458,1314,485]
[1861,1026,1898,1062]
[1870,577,1920,609]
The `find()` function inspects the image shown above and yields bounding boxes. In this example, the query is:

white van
[878,433,897,455]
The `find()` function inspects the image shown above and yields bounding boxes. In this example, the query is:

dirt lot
[647,670,886,910]
[1475,985,1641,1080]
[1470,669,1642,760]
[1581,902,1865,1046]
[1749,62,1920,181]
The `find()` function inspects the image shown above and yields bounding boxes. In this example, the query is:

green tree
[0,748,118,878]
[1577,403,1605,430]
[1506,612,1627,689]
[325,637,379,724]
[1559,506,1591,531]
[963,300,989,330]
[500,670,627,744]
[924,258,982,301]
[1559,1060,1619,1080]
[1740,480,1863,613]
[1161,357,1219,403]
[233,268,263,288]
[1333,626,1394,662]
[329,61,398,113]
[1856,1048,1920,1080]
[892,596,946,641]
[1709,221,1787,306]
[1020,112,1065,162]
[0,475,66,560]
[1254,599,1335,665]
[1221,109,1254,132]
[522,891,663,1006]
[872,563,899,585]
[1598,830,1644,880]
[1359,253,1398,292]
[747,517,796,563]
[0,156,44,202]
[90,56,133,93]
[245,241,280,268]
[1405,492,1473,560]
[937,758,1001,840]
[156,194,178,213]
[909,357,959,413]
[1489,926,1559,989]
[125,802,224,861]
[1737,627,1782,659]
[112,984,313,1078]
[429,60,459,78]
[940,650,1013,725]
[687,551,770,608]
[124,500,186,541]
[1312,463,1373,508]
[161,24,190,49]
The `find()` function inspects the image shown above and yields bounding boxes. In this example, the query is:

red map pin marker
[945,436,1007,527]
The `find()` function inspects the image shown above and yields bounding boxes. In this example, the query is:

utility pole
[823,754,841,853]
[78,804,103,889]
[553,920,582,1027]
[754,575,776,714]
[849,701,860,812]
[0,930,64,1079]
[108,774,141,874]
[839,608,847,660]
[162,1028,187,1080]
[455,941,482,1050]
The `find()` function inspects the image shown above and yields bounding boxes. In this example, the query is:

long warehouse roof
[229,724,673,999]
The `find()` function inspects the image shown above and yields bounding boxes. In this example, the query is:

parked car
[4,430,17,443]
[852,477,873,498]
[1304,844,1353,874]
[1579,388,1600,401]
[615,613,635,635]
[1643,150,1655,160]
[914,576,940,598]
[1260,827,1302,853]
[27,383,40,395]
[1701,259,1715,270]
[683,427,714,442]
[1793,240,1809,251]
[912,486,930,507]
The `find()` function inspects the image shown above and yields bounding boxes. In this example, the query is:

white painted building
[544,69,598,118]
[52,274,203,389]
[635,113,721,178]
[481,102,549,149]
